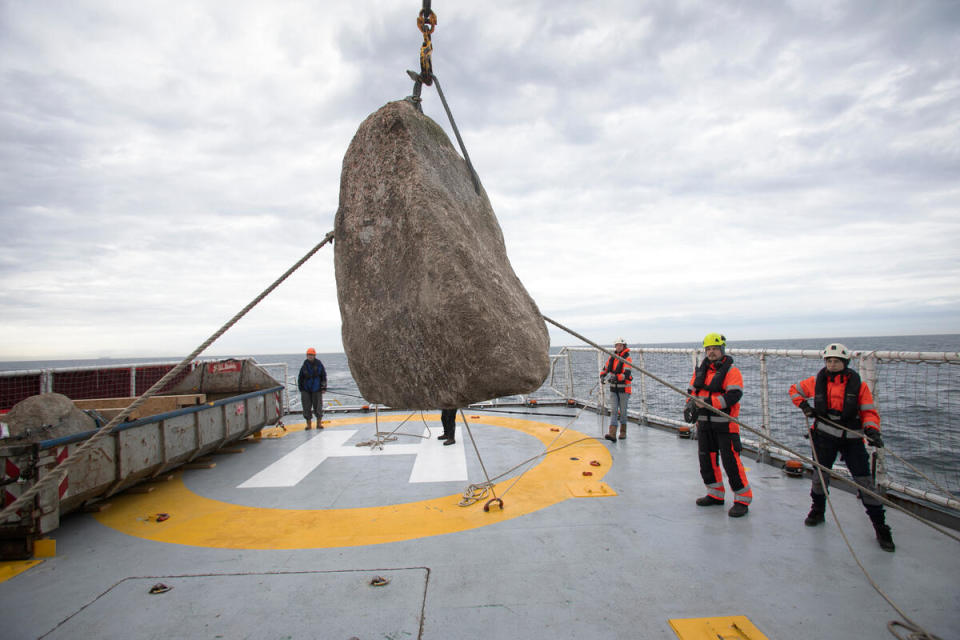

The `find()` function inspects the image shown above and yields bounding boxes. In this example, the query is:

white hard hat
[615,337,627,345]
[822,343,851,361]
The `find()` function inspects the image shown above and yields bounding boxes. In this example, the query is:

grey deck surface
[2,408,958,640]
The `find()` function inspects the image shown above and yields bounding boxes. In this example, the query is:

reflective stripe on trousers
[697,423,752,504]
[810,432,883,509]
[814,419,863,439]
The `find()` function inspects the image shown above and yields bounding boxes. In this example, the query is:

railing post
[41,369,52,394]
[597,349,606,419]
[130,366,137,397]
[637,350,648,425]
[564,348,575,400]
[759,353,771,464]
[860,353,886,493]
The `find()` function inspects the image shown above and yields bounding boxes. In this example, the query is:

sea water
[2,334,958,495]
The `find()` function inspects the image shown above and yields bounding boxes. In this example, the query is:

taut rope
[1,230,336,521]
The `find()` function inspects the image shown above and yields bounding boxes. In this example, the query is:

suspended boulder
[334,99,550,409]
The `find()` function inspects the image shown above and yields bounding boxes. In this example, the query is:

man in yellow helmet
[686,333,752,517]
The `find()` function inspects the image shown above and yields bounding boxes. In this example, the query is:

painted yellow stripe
[94,415,611,549]
[0,559,43,583]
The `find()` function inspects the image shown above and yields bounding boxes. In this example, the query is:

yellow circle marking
[94,415,612,549]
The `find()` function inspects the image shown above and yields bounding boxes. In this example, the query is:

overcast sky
[1,0,958,361]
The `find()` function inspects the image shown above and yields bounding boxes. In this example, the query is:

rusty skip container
[0,382,283,560]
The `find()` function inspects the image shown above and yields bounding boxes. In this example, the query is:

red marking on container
[207,360,243,374]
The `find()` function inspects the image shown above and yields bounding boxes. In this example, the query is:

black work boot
[696,495,724,506]
[875,524,895,552]
[728,502,749,518]
[804,508,825,527]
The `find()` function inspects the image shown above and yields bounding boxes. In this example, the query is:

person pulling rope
[540,314,949,640]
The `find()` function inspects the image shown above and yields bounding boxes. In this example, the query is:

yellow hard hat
[703,333,726,348]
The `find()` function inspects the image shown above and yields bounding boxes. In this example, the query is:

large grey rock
[334,100,550,409]
[3,393,97,442]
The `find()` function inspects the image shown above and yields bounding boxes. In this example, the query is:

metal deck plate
[40,568,427,639]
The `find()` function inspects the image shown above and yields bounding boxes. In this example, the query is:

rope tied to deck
[0,230,336,522]
[809,435,944,640]
[457,394,600,507]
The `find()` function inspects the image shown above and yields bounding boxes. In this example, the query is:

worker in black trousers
[438,408,457,445]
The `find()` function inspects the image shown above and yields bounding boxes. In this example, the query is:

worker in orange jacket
[789,343,894,552]
[686,333,752,517]
[600,338,632,442]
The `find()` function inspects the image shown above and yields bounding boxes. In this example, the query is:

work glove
[683,399,699,424]
[798,400,816,419]
[864,427,884,448]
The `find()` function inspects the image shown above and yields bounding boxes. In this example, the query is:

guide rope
[811,412,957,501]
[542,314,960,543]
[457,391,601,507]
[0,230,336,522]
[537,314,948,639]
[809,437,943,640]
[405,5,482,194]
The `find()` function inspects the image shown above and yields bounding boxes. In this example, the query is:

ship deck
[1,407,958,639]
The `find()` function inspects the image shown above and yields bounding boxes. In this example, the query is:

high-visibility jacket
[687,356,743,433]
[601,348,633,394]
[789,368,880,438]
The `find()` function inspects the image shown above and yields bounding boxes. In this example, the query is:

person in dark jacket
[298,348,327,430]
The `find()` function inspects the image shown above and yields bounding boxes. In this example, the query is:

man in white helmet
[600,338,633,442]
[788,343,894,551]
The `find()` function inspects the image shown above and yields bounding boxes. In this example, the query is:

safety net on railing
[547,347,960,502]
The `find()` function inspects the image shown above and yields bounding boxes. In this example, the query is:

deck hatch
[669,615,770,640]
[40,568,428,639]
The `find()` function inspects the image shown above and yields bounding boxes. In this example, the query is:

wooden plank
[73,394,207,415]
[81,502,112,513]
[94,408,144,422]
[124,485,155,494]
[183,462,216,470]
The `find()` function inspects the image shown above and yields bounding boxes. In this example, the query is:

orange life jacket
[601,348,633,394]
